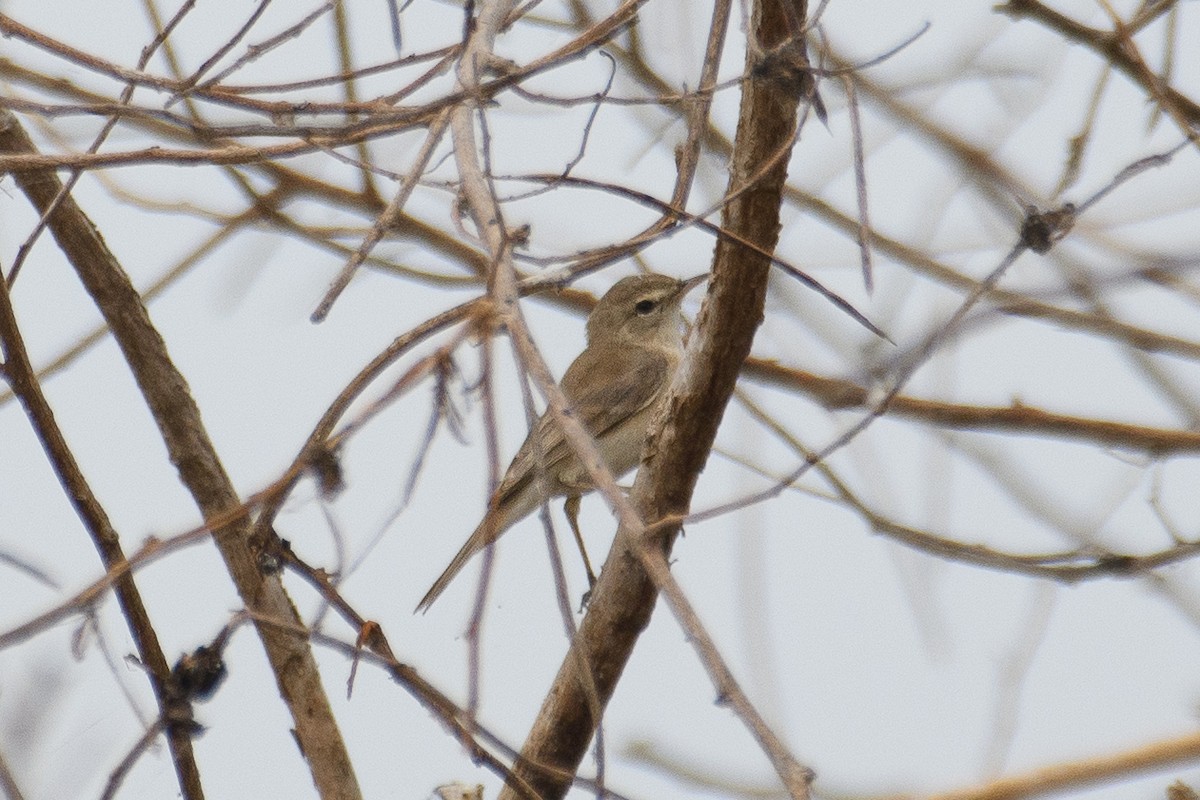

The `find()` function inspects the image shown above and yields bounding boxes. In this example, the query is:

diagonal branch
[0,109,362,800]
[0,246,203,799]
[497,0,816,795]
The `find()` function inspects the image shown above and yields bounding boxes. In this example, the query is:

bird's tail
[415,514,501,613]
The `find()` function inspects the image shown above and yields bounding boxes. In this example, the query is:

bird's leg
[563,493,598,591]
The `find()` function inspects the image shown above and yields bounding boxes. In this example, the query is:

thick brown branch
[0,248,203,799]
[0,109,362,800]
[498,0,814,796]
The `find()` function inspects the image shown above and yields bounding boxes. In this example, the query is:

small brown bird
[416,273,706,612]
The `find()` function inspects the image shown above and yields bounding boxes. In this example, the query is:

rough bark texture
[496,0,809,797]
[0,110,362,800]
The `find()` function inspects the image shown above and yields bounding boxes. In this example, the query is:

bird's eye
[634,299,657,315]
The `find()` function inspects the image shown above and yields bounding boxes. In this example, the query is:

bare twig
[921,730,1200,800]
[311,109,452,321]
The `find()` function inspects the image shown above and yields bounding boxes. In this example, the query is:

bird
[416,272,707,612]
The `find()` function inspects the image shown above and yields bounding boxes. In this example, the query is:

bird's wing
[495,344,672,502]
[415,346,671,613]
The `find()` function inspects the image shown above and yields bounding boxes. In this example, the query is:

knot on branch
[309,443,345,499]
[1020,202,1076,253]
[752,39,827,121]
[163,643,229,735]
[754,39,815,94]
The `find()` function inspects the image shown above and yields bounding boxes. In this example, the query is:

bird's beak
[678,273,708,295]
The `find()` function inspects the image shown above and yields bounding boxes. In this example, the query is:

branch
[498,0,816,795]
[743,362,1200,454]
[921,729,1200,800]
[0,243,203,798]
[998,0,1200,131]
[0,109,362,800]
